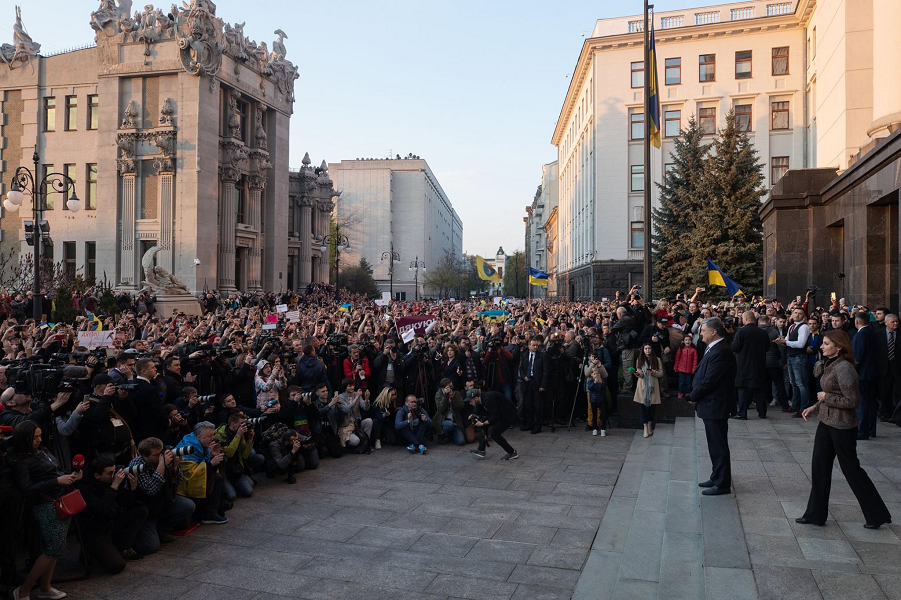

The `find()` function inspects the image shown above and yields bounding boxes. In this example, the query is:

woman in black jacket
[11,421,82,600]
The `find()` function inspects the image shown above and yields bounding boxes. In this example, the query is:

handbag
[812,350,825,378]
[43,489,87,520]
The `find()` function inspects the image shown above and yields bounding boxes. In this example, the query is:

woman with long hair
[633,343,664,438]
[440,344,463,390]
[371,386,398,449]
[11,421,82,600]
[798,330,892,528]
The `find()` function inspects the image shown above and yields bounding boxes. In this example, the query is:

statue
[121,99,140,128]
[223,21,247,60]
[89,0,134,38]
[140,246,191,295]
[254,110,267,150]
[173,0,225,77]
[226,89,241,138]
[1,6,42,70]
[159,97,175,125]
[272,29,287,60]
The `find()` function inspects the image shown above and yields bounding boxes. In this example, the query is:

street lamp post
[3,150,81,321]
[408,256,426,301]
[319,228,350,303]
[380,241,401,299]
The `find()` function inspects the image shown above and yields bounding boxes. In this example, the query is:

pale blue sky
[12,0,695,257]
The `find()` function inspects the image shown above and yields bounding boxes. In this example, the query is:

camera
[170,445,195,458]
[122,463,145,476]
[115,382,139,392]
[197,394,216,403]
[242,417,265,427]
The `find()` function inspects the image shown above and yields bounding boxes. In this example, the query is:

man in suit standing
[876,314,901,423]
[732,311,771,419]
[129,358,169,443]
[853,312,878,440]
[519,336,548,434]
[690,317,737,496]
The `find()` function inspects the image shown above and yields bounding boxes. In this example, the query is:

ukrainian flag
[338,303,353,312]
[476,256,501,283]
[766,265,777,286]
[85,309,102,331]
[707,259,743,298]
[647,14,661,149]
[529,267,549,287]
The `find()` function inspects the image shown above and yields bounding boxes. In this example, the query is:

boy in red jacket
[674,334,699,398]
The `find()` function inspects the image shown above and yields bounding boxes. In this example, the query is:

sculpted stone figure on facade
[116,134,137,173]
[254,110,267,150]
[1,6,41,71]
[153,131,176,172]
[226,89,241,137]
[159,97,175,125]
[140,246,191,295]
[223,21,247,60]
[121,99,140,128]
[174,0,226,77]
[90,0,135,38]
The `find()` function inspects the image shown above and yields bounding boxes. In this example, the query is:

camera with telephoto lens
[242,417,265,427]
[169,445,195,458]
[122,463,145,476]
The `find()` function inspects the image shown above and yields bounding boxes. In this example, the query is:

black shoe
[501,450,519,461]
[733,416,748,420]
[791,412,803,418]
[285,474,297,484]
[701,486,731,496]
[584,425,593,432]
[795,517,824,526]
[698,480,715,488]
[781,407,794,413]
[120,548,144,561]
[159,533,177,543]
[864,522,890,529]
[469,449,486,458]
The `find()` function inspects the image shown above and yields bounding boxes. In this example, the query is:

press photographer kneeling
[467,388,518,460]
[174,422,228,525]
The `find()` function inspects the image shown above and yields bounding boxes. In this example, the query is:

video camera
[4,361,90,398]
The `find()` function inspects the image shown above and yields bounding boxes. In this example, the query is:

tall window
[235,176,246,224]
[630,112,644,140]
[664,109,681,137]
[772,156,789,183]
[631,165,644,192]
[63,242,76,277]
[735,104,752,132]
[65,96,77,131]
[43,164,56,210]
[62,164,77,211]
[631,61,644,88]
[87,164,97,210]
[87,95,99,130]
[771,101,789,130]
[44,97,56,132]
[236,99,249,143]
[699,107,716,134]
[771,47,789,75]
[85,242,96,282]
[699,54,716,82]
[139,160,158,219]
[665,57,681,85]
[631,221,644,248]
[735,51,752,79]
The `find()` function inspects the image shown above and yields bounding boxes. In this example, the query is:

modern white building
[551,0,871,300]
[328,157,463,300]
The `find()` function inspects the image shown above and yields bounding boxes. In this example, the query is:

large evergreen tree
[689,109,766,298]
[652,115,711,298]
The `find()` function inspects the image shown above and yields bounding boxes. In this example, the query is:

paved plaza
[53,409,901,600]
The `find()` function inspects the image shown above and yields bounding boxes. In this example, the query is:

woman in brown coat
[798,330,892,528]
[633,343,663,438]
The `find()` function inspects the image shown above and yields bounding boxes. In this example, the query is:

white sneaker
[592,429,598,436]
[36,589,67,600]
[374,440,382,450]
[600,430,606,437]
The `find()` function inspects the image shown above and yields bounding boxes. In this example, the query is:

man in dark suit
[732,311,771,419]
[690,317,738,496]
[853,312,878,439]
[519,336,549,434]
[876,314,901,423]
[128,358,169,442]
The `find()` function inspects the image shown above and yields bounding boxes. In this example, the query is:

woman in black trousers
[798,330,892,528]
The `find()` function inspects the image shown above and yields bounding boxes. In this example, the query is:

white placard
[275,304,288,313]
[77,331,115,349]
[493,297,502,305]
[285,310,300,323]
[382,292,391,302]
[601,297,608,302]
[374,299,389,307]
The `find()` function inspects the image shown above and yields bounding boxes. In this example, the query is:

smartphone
[796,296,802,303]
[697,287,706,292]
[54,333,66,341]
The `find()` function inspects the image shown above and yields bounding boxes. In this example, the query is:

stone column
[315,202,329,283]
[218,168,238,292]
[299,197,313,287]
[869,0,901,138]
[157,170,175,273]
[247,175,265,291]
[120,172,137,287]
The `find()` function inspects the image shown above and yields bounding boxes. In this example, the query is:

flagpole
[643,1,653,301]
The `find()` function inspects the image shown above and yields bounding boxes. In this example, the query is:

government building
[551,0,883,300]
[0,1,333,293]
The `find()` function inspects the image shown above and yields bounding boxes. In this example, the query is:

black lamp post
[380,241,400,299]
[409,256,426,301]
[319,229,350,303]
[4,150,81,321]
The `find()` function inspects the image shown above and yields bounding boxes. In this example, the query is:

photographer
[173,386,211,426]
[394,394,432,454]
[466,388,518,460]
[342,344,372,392]
[129,358,169,443]
[174,422,228,525]
[282,386,325,465]
[215,412,265,501]
[76,456,148,571]
[371,341,403,397]
[254,360,286,411]
[295,344,327,393]
[162,404,191,447]
[432,378,466,446]
[81,373,138,464]
[612,305,641,392]
[0,387,53,430]
[336,378,373,450]
[482,338,515,401]
[266,430,307,484]
[403,337,436,411]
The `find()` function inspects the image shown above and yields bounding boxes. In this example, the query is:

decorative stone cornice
[219,165,241,183]
[247,174,266,191]
[219,139,248,168]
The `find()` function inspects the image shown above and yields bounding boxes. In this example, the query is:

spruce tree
[652,115,711,298]
[689,109,765,299]
[52,286,77,324]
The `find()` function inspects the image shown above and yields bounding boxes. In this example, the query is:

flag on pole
[529,267,549,287]
[475,256,501,283]
[707,259,744,298]
[647,12,661,149]
[85,309,103,331]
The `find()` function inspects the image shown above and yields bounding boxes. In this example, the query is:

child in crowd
[674,333,699,398]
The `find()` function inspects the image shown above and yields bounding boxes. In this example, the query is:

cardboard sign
[261,324,277,330]
[266,314,278,324]
[285,310,300,323]
[382,292,391,302]
[395,315,437,338]
[374,299,389,307]
[276,304,288,313]
[493,297,503,305]
[77,331,115,349]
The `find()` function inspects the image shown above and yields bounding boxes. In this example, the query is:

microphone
[0,425,13,435]
[71,454,85,471]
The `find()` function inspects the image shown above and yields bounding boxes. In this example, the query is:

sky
[12,0,698,257]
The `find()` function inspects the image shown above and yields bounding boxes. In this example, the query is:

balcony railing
[628,20,643,33]
[660,15,684,29]
[694,11,721,25]
[766,2,793,15]
[628,249,644,260]
[730,7,756,20]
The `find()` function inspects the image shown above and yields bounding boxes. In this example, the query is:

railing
[730,7,756,20]
[660,15,685,29]
[628,20,644,33]
[628,249,644,260]
[43,42,97,57]
[766,2,793,15]
[694,11,721,25]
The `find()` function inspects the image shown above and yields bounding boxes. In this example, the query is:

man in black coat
[519,336,549,434]
[691,317,737,496]
[732,311,771,419]
[853,313,878,439]
[875,314,901,423]
[759,315,789,411]
[467,388,518,460]
[128,358,169,443]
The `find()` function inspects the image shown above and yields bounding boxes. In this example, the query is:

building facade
[524,161,558,299]
[552,0,824,300]
[327,157,463,300]
[0,1,302,293]
[286,155,340,292]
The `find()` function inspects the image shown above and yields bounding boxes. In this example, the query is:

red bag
[44,490,87,520]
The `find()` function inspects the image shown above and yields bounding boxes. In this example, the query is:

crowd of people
[0,281,898,599]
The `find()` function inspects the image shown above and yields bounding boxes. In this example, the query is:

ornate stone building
[286,154,339,291]
[0,1,309,292]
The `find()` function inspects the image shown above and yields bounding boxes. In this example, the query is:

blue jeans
[441,420,465,446]
[786,354,811,411]
[133,494,195,555]
[677,373,693,394]
[398,422,428,447]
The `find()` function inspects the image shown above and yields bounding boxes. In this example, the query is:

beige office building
[552,0,880,300]
[0,2,323,293]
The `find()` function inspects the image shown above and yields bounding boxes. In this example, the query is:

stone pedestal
[614,389,695,429]
[154,294,203,318]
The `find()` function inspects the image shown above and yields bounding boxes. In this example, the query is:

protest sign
[395,315,437,338]
[77,331,114,349]
[285,310,300,323]
[276,304,288,313]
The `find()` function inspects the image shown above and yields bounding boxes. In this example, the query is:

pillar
[869,0,901,138]
[299,198,313,286]
[218,168,238,291]
[247,175,265,291]
[120,173,136,287]
[157,171,175,273]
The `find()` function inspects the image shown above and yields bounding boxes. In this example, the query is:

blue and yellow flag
[707,259,743,298]
[338,303,353,312]
[529,267,549,287]
[476,256,501,283]
[766,265,777,286]
[647,15,661,149]
[85,309,102,331]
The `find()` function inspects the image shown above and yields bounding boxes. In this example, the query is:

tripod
[567,351,590,430]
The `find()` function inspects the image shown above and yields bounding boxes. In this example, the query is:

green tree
[339,258,380,298]
[652,115,712,298]
[502,250,527,298]
[52,286,77,324]
[98,288,121,317]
